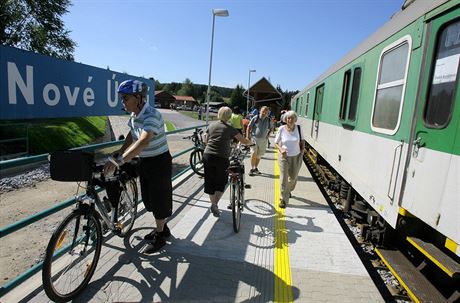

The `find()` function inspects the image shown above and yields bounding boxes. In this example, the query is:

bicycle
[183,128,205,177]
[42,150,139,303]
[227,144,251,233]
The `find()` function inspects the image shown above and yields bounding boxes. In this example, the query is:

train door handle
[412,136,425,157]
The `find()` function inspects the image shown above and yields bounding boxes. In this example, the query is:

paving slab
[1,142,383,303]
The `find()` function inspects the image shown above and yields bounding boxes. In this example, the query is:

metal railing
[0,123,206,297]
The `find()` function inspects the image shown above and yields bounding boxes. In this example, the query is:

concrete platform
[1,144,384,302]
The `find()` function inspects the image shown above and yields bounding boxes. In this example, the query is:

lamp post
[246,69,256,115]
[205,9,229,124]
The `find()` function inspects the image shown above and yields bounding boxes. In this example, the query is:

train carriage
[292,0,459,301]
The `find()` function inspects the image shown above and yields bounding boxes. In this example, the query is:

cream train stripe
[274,152,293,302]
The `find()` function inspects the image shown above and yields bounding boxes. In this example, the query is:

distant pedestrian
[280,110,287,126]
[246,106,272,176]
[274,110,304,208]
[198,107,203,120]
[229,106,243,134]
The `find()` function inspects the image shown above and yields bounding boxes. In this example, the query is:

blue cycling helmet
[117,80,148,96]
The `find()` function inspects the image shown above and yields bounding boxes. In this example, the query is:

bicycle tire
[190,148,205,177]
[231,182,241,233]
[42,208,102,302]
[239,174,245,211]
[116,178,138,237]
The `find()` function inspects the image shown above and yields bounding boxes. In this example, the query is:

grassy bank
[0,117,107,155]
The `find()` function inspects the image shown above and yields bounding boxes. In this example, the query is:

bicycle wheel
[116,178,138,237]
[42,208,102,302]
[231,182,242,233]
[190,148,205,177]
[239,174,245,211]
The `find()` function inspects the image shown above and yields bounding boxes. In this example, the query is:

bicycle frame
[77,169,130,233]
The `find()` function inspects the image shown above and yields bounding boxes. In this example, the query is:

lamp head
[250,69,256,73]
[213,9,229,16]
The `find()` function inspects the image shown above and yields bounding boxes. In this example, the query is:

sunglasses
[120,94,135,102]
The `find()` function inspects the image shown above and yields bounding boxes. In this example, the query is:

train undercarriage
[303,143,460,302]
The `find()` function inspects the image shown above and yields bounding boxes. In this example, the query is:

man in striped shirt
[105,80,172,254]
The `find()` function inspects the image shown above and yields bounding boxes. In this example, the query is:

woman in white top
[274,110,305,208]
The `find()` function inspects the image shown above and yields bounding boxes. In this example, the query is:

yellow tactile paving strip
[274,151,293,302]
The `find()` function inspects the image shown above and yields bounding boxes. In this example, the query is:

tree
[154,79,164,90]
[277,85,299,110]
[0,0,76,60]
[229,84,246,111]
[177,78,194,97]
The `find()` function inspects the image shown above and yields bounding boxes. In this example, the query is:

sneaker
[144,223,171,241]
[143,234,166,254]
[249,169,255,176]
[210,204,220,217]
[279,200,286,209]
[254,168,261,175]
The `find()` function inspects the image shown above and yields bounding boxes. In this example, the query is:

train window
[348,67,362,121]
[424,20,460,128]
[305,92,310,118]
[300,96,304,116]
[339,70,352,120]
[315,84,325,115]
[372,39,410,133]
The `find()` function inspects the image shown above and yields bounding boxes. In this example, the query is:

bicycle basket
[49,150,94,182]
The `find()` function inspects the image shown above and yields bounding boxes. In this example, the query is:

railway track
[302,146,460,303]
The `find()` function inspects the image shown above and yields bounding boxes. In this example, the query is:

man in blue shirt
[246,106,272,176]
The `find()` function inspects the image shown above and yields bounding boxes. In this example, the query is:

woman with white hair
[203,106,252,217]
[274,110,305,208]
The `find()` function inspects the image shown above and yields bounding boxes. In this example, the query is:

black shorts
[138,152,172,219]
[203,153,229,195]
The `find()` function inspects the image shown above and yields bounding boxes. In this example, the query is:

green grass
[164,120,176,131]
[0,117,107,155]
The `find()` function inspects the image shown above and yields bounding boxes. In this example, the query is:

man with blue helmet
[105,79,172,254]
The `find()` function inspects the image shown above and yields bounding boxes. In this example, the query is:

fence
[0,123,206,296]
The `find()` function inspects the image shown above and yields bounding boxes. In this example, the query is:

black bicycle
[42,150,139,302]
[228,144,251,233]
[184,128,205,177]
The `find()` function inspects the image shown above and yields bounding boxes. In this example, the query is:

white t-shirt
[275,125,303,157]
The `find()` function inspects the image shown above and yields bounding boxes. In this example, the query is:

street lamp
[246,69,256,115]
[205,8,229,124]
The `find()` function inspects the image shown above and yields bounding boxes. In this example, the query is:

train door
[310,84,324,140]
[403,13,460,237]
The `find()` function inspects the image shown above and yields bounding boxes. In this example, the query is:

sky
[63,0,404,92]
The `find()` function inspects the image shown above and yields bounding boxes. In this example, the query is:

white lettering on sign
[107,73,119,108]
[64,86,80,106]
[432,54,460,85]
[6,61,99,108]
[43,83,60,106]
[8,62,34,104]
[83,87,95,106]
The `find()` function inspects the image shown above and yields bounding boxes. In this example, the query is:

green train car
[292,0,459,300]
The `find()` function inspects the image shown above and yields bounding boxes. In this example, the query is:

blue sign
[0,45,155,120]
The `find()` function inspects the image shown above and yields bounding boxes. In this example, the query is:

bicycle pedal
[244,184,251,189]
